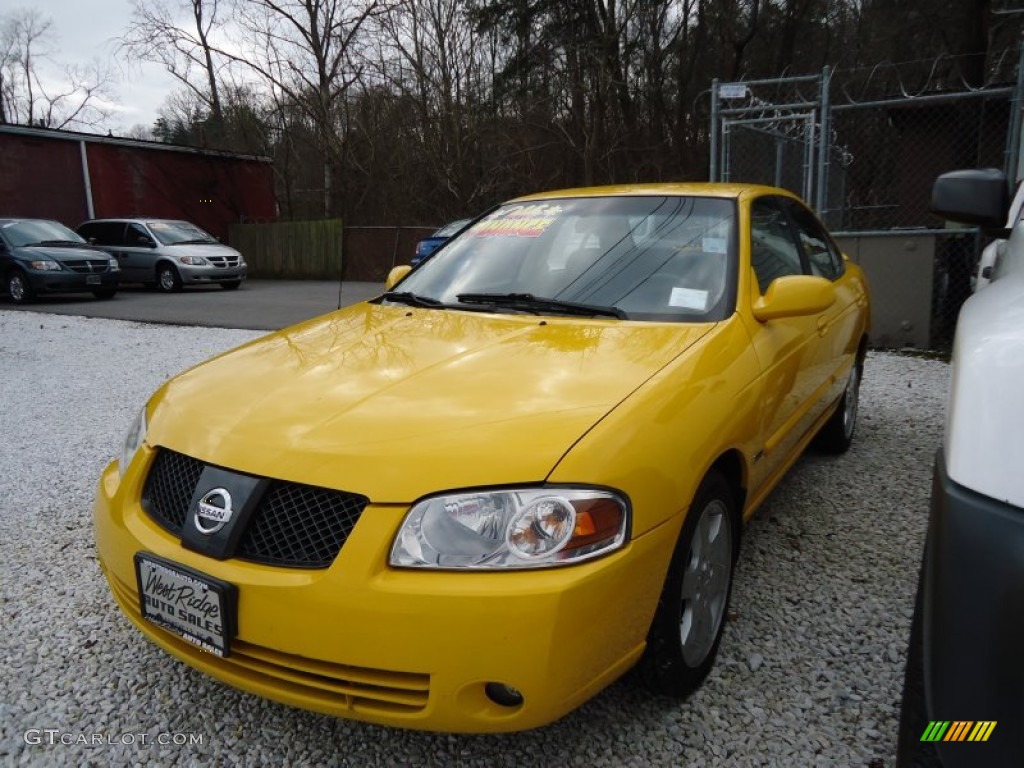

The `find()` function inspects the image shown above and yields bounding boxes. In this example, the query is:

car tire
[815,359,862,454]
[156,263,182,293]
[7,270,35,304]
[92,289,117,300]
[220,280,241,290]
[896,556,941,767]
[640,469,737,697]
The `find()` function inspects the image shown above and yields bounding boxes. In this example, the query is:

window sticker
[474,204,563,238]
[669,287,709,310]
[149,222,170,230]
[702,237,727,254]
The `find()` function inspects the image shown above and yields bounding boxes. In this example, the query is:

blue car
[411,218,471,266]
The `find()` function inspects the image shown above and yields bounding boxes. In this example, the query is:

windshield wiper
[456,292,627,319]
[31,240,85,247]
[380,291,447,309]
[170,238,215,245]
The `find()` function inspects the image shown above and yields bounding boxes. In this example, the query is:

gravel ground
[0,309,948,767]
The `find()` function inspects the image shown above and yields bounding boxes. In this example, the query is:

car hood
[163,243,240,256]
[147,304,714,502]
[15,244,106,261]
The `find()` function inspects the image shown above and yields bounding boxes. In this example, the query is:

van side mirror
[931,168,1010,235]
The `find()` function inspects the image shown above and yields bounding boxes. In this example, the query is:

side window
[126,223,149,245]
[750,197,804,294]
[83,222,126,246]
[785,200,844,280]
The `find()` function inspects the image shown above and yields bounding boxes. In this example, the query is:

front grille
[143,450,204,531]
[237,481,368,567]
[65,259,113,273]
[206,254,241,268]
[141,449,368,568]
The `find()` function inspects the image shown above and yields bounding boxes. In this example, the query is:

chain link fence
[711,47,1024,350]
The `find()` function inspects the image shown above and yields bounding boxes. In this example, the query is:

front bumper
[923,452,1024,766]
[94,452,672,732]
[29,270,119,295]
[178,265,246,285]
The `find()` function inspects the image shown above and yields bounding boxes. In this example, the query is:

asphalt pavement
[0,279,386,330]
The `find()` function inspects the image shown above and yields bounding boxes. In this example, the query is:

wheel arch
[705,449,747,555]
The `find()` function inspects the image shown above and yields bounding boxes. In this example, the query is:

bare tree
[121,0,227,128]
[213,0,392,215]
[0,8,115,128]
[372,0,498,211]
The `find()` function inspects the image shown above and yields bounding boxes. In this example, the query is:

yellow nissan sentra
[95,184,870,732]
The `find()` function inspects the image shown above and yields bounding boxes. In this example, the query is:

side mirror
[931,168,1010,234]
[137,236,154,247]
[752,275,836,322]
[385,265,412,290]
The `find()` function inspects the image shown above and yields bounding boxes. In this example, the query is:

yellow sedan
[95,183,870,732]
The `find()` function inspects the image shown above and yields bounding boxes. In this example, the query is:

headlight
[177,255,208,265]
[29,260,62,271]
[118,406,148,478]
[390,488,628,569]
[109,259,120,271]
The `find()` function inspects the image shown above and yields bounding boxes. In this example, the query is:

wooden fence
[229,220,435,281]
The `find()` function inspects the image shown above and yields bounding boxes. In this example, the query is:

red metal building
[0,125,276,242]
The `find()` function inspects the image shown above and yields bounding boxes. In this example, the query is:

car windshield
[1,220,86,247]
[435,218,471,237]
[146,220,217,245]
[394,196,737,322]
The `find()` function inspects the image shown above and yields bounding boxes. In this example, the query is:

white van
[897,168,1024,767]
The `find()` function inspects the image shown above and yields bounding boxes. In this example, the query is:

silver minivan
[77,218,247,292]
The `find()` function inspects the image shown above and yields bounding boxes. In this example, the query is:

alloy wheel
[679,498,733,667]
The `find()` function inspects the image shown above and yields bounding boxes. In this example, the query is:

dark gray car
[0,219,120,304]
[78,218,246,292]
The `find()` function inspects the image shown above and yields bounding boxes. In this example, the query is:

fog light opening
[484,682,524,708]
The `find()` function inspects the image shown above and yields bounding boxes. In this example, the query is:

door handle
[817,316,829,336]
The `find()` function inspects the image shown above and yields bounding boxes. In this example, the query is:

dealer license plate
[135,554,236,657]
[86,275,101,285]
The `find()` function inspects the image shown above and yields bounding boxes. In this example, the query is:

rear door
[80,222,134,278]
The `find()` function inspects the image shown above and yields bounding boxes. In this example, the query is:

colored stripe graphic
[921,721,949,742]
[920,721,996,742]
[944,721,972,741]
[968,722,997,742]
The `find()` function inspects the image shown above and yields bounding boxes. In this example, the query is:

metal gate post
[710,79,720,182]
[1005,42,1024,185]
[816,66,832,213]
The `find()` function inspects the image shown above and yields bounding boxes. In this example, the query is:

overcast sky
[27,0,180,133]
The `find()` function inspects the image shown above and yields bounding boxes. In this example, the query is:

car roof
[0,218,62,225]
[508,182,796,203]
[80,217,181,223]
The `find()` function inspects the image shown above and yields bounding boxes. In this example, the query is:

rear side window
[80,222,127,246]
[784,200,845,280]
